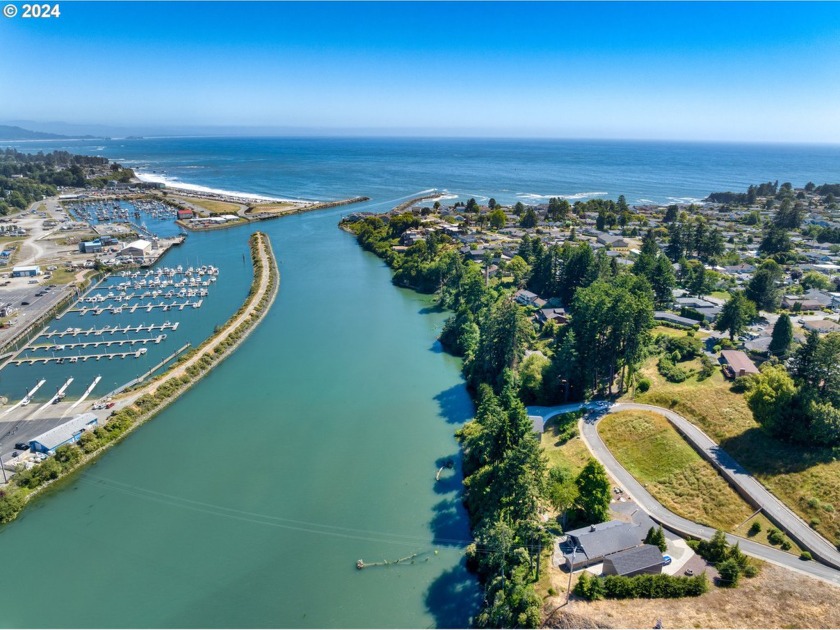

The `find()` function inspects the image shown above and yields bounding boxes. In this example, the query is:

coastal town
[2,145,840,628]
[341,180,840,626]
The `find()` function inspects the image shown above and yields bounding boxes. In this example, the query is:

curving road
[528,401,840,586]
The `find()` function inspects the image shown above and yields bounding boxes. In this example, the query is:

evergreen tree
[644,525,668,552]
[715,292,757,340]
[769,313,793,357]
[575,459,611,523]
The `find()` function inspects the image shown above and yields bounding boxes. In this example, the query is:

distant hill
[0,125,98,140]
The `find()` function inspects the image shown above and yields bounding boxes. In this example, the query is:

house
[782,290,833,311]
[802,319,840,334]
[11,265,40,277]
[536,307,568,326]
[720,350,759,378]
[602,544,664,577]
[654,311,697,327]
[514,289,540,307]
[560,520,645,570]
[177,208,195,220]
[29,413,98,454]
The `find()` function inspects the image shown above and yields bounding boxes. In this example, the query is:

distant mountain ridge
[0,125,99,140]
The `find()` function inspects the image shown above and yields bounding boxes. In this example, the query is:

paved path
[529,401,840,585]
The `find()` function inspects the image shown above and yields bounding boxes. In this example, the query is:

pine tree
[769,313,793,357]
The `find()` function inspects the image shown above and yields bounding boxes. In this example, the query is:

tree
[759,225,792,256]
[745,263,782,312]
[715,292,757,340]
[575,459,611,523]
[644,526,667,552]
[769,313,793,357]
[520,207,537,229]
[746,363,800,440]
[801,270,833,291]
[488,197,497,209]
[663,204,679,223]
[507,255,530,288]
[488,208,507,230]
[547,465,579,527]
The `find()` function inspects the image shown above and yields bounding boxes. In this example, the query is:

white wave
[436,194,459,201]
[666,196,706,205]
[134,170,304,203]
[636,198,656,204]
[516,191,608,201]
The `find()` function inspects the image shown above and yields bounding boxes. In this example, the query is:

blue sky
[2,2,840,142]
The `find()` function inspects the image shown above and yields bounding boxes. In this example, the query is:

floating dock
[39,322,179,338]
[11,350,149,366]
[29,335,168,352]
[3,379,47,415]
[72,300,202,315]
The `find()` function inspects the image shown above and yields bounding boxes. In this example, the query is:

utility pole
[0,454,8,484]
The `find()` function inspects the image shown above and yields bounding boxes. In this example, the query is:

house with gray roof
[560,520,645,570]
[602,544,665,577]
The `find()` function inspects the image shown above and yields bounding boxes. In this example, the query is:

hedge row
[574,571,709,601]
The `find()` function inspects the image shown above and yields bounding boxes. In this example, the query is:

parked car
[14,442,29,451]
[662,555,672,565]
[20,301,29,306]
[105,402,116,409]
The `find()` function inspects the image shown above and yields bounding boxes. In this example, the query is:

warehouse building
[120,239,152,260]
[12,265,41,277]
[29,413,98,454]
[79,240,103,254]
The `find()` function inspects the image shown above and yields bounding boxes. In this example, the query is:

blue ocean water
[7,136,840,207]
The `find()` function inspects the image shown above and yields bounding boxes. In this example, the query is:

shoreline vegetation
[340,183,840,627]
[0,231,279,525]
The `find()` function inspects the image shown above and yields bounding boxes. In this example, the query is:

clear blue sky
[2,1,840,142]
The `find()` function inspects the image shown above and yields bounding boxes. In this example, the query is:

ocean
[7,136,840,208]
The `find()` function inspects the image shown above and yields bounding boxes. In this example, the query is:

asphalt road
[528,401,840,586]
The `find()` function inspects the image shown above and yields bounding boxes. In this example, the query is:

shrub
[800,551,813,561]
[730,376,753,393]
[658,357,689,383]
[576,573,708,600]
[637,378,651,393]
[767,528,784,546]
[748,521,762,536]
[780,540,792,551]
[717,558,741,587]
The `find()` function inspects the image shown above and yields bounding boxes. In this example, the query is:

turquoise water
[1,137,839,627]
[0,214,479,628]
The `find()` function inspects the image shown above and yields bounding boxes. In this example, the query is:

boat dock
[71,300,202,315]
[38,322,179,339]
[28,335,168,352]
[11,350,149,366]
[3,379,47,415]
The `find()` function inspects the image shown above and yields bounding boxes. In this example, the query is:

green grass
[710,291,732,301]
[170,195,241,215]
[627,356,840,546]
[541,412,592,477]
[598,410,755,531]
[732,513,803,556]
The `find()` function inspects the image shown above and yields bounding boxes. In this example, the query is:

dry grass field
[543,562,840,628]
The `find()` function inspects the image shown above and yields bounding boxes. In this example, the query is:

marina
[28,335,168,352]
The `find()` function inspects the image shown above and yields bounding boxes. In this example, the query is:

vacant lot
[628,350,840,546]
[544,562,840,628]
[169,195,241,215]
[541,411,593,477]
[598,410,754,531]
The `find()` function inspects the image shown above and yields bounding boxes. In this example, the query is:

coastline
[0,231,280,525]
